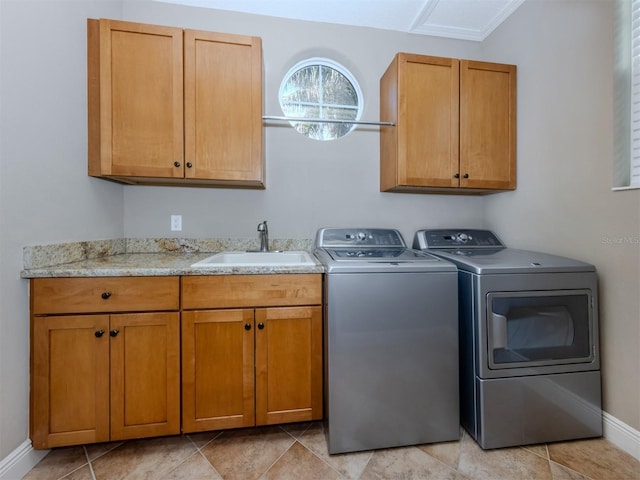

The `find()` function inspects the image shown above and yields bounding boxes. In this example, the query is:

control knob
[456,232,471,244]
[357,232,367,241]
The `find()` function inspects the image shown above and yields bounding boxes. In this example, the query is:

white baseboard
[0,412,637,478]
[603,411,640,461]
[0,440,48,480]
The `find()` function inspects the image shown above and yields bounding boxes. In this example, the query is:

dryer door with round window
[486,289,596,371]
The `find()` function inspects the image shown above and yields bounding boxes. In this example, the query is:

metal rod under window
[262,115,395,127]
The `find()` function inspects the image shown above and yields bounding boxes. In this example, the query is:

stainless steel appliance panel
[472,271,599,379]
[314,246,453,274]
[325,271,459,454]
[476,372,602,449]
[487,290,594,369]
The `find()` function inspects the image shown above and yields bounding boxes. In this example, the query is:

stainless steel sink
[191,251,317,268]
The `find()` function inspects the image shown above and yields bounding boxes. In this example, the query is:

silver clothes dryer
[414,229,602,449]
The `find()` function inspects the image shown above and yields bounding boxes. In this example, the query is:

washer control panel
[413,229,504,249]
[316,228,406,248]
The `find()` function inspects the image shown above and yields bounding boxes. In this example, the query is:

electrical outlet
[171,215,182,231]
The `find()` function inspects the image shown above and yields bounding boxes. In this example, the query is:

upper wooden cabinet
[87,19,264,188]
[184,30,263,184]
[380,53,516,194]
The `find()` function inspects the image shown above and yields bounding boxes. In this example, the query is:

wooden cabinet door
[255,307,323,425]
[399,54,459,188]
[88,19,184,179]
[381,53,459,190]
[110,312,180,440]
[184,30,263,186]
[31,315,110,449]
[459,60,516,190]
[182,309,255,432]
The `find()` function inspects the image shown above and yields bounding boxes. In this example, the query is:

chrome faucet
[257,220,269,252]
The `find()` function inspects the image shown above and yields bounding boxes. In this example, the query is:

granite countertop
[21,238,325,278]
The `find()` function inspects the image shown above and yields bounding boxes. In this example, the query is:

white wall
[0,0,125,463]
[1,0,638,471]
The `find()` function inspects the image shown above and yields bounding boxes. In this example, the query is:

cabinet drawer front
[182,274,321,309]
[31,277,179,314]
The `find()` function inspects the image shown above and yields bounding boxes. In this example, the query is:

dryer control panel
[413,229,504,250]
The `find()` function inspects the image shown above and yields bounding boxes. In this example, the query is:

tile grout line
[256,436,298,480]
[83,446,97,480]
[293,428,374,479]
[186,430,225,452]
[549,459,597,480]
[185,430,242,479]
[277,422,355,478]
[196,449,225,479]
[411,445,461,477]
[51,446,94,480]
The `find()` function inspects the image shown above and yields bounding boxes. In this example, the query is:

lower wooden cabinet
[31,311,180,449]
[30,274,323,448]
[31,314,111,448]
[30,277,181,449]
[109,313,180,440]
[181,306,322,432]
[255,307,323,426]
[181,274,323,433]
[181,309,256,431]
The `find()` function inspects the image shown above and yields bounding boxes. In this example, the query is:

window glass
[279,58,363,141]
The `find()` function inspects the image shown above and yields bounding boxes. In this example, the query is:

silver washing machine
[314,228,459,454]
[413,229,602,449]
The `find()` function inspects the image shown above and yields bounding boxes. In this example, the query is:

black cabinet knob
[109,329,120,337]
[95,330,105,338]
[258,322,265,330]
[244,323,252,331]
[101,292,111,300]
[186,162,193,168]
[463,173,469,179]
[454,173,460,179]
[174,161,181,167]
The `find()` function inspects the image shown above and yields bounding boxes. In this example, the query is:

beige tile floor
[22,423,639,480]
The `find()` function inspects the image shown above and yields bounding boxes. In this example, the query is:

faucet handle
[257,220,268,232]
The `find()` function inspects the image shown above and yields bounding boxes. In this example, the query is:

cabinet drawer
[182,274,321,309]
[31,277,179,314]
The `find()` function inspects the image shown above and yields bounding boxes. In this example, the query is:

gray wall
[0,0,637,466]
[0,0,124,462]
[123,0,640,433]
[483,0,640,430]
[120,1,486,242]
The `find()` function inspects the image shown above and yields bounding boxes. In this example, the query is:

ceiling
[154,0,526,41]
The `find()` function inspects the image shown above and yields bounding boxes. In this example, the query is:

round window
[279,58,363,141]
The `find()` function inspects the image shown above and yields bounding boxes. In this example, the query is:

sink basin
[191,251,317,268]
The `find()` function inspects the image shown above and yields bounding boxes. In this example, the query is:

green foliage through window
[279,59,363,141]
